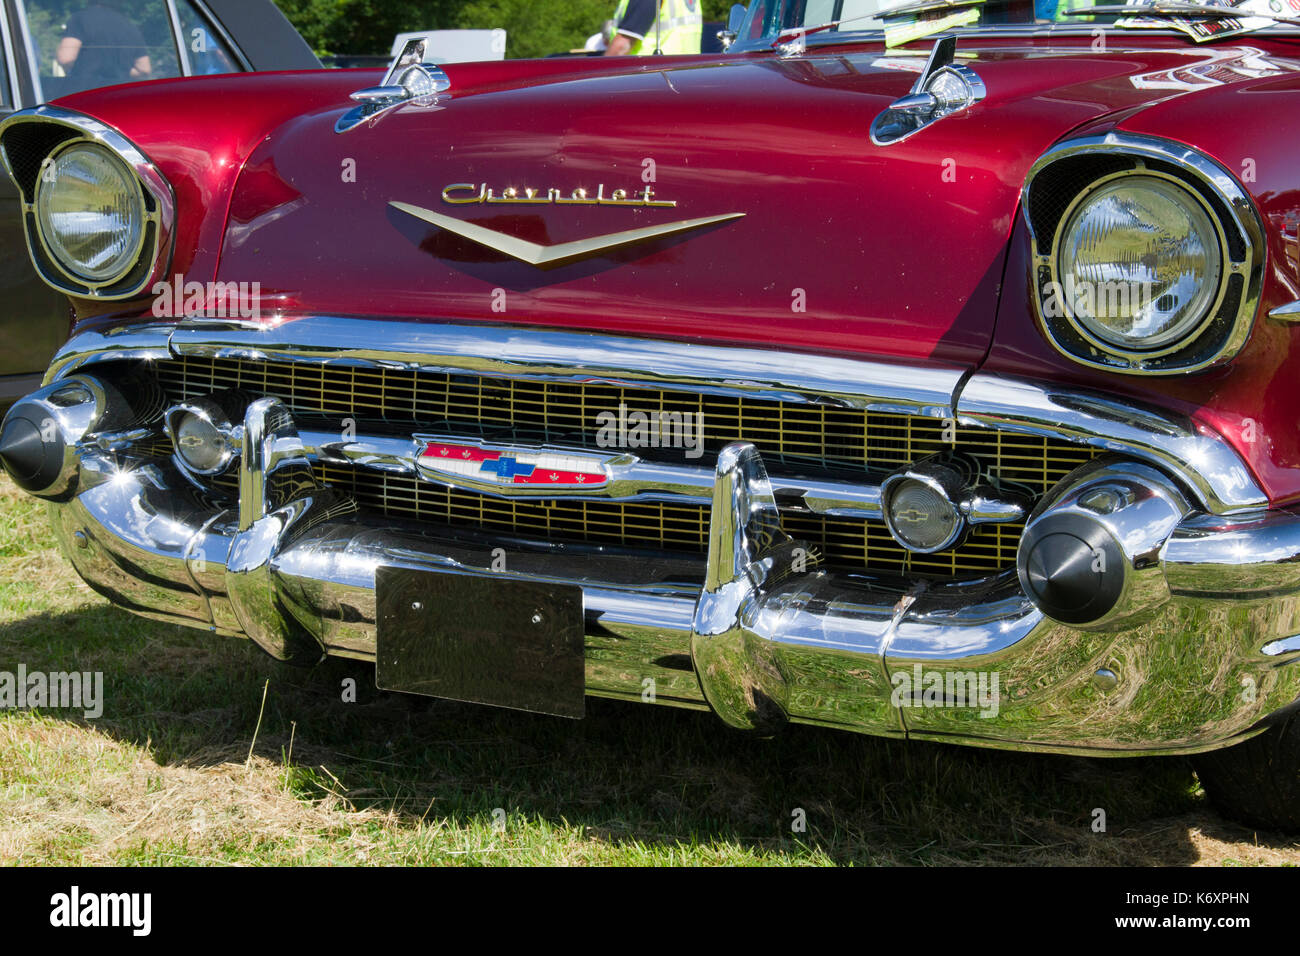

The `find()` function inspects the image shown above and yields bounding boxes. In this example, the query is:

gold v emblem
[390,201,744,270]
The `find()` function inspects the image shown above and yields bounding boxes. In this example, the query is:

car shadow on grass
[1,603,1292,865]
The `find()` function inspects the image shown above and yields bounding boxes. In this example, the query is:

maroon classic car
[4,0,1300,829]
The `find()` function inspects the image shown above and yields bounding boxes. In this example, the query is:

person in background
[586,20,615,52]
[56,2,151,90]
[604,0,703,55]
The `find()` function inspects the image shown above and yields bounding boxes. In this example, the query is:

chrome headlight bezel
[0,105,175,301]
[1024,134,1264,376]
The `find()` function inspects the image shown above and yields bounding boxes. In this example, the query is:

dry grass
[0,476,1297,865]
[0,719,389,865]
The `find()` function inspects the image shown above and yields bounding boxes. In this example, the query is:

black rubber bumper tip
[0,418,46,483]
[1025,532,1100,614]
[1019,513,1124,625]
[0,406,66,493]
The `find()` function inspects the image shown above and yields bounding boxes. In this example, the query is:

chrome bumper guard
[19,384,1300,756]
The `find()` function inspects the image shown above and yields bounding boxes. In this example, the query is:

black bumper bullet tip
[0,419,45,483]
[0,407,66,493]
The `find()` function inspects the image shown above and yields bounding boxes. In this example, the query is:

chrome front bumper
[36,390,1300,757]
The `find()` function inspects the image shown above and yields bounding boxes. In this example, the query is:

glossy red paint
[53,71,377,286]
[48,36,1300,503]
[212,41,1293,370]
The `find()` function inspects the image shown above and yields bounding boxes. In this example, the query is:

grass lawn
[0,474,1296,865]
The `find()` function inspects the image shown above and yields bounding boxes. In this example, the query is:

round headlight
[1056,175,1222,352]
[34,142,145,285]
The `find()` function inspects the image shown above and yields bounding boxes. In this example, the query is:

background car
[0,0,319,409]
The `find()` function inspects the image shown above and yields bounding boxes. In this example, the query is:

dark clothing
[64,5,148,88]
[617,0,659,39]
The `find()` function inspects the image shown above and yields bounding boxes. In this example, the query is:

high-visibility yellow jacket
[611,0,703,55]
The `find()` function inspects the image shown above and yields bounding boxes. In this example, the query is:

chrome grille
[149,356,1099,576]
[309,463,1028,576]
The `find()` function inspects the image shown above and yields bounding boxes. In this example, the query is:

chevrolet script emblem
[390,191,743,269]
[441,182,678,207]
[415,438,618,494]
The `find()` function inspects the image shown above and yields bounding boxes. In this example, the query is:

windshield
[730,0,1300,48]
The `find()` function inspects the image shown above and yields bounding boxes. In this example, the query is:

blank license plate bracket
[375,567,585,718]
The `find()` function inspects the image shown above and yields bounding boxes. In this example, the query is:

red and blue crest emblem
[416,439,610,490]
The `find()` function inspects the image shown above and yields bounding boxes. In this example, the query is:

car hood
[90,42,1300,367]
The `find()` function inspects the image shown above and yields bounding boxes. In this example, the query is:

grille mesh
[1027,155,1138,256]
[0,125,80,203]
[150,356,1099,577]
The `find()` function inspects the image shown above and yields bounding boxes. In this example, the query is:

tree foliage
[454,0,613,59]
[273,0,737,59]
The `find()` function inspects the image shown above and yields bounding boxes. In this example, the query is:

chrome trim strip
[45,326,174,383]
[0,106,176,300]
[164,0,194,77]
[303,427,896,517]
[726,23,1289,54]
[1269,300,1300,324]
[0,1,21,109]
[10,0,39,105]
[190,0,253,72]
[957,373,1266,514]
[1022,131,1266,376]
[158,317,964,416]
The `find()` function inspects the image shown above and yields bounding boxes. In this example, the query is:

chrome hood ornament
[337,37,451,134]
[870,35,986,146]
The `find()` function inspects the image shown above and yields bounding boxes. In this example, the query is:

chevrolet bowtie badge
[414,438,619,494]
